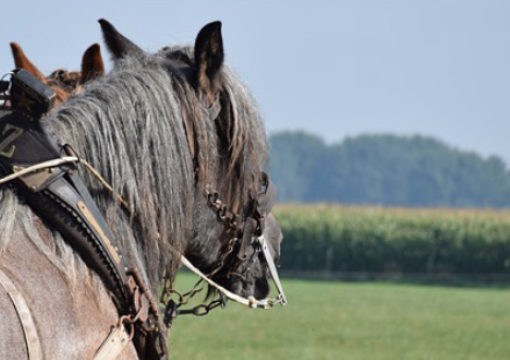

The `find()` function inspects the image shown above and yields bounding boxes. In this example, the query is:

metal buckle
[0,72,14,110]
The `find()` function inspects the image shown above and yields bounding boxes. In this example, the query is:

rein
[0,69,286,359]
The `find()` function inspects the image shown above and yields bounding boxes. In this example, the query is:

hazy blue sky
[2,1,510,162]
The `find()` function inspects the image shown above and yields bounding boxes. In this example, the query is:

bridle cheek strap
[256,235,287,306]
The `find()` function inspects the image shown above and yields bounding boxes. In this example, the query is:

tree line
[269,131,510,207]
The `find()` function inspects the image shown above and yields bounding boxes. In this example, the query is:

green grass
[169,273,510,360]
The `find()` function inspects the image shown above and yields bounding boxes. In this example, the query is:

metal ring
[0,71,14,82]
[192,305,209,316]
[207,192,219,204]
[118,315,135,341]
[0,72,14,93]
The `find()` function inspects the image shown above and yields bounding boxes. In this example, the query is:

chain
[178,294,227,317]
[160,184,274,329]
[160,277,205,307]
[160,189,243,328]
[204,188,245,277]
[205,189,240,232]
[162,290,226,328]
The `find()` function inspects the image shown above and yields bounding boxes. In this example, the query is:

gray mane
[0,50,268,292]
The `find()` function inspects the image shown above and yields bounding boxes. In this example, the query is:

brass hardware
[76,201,121,264]
[12,165,59,191]
[0,124,24,158]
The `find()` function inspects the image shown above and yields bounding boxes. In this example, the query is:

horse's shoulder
[0,277,29,359]
[1,219,138,359]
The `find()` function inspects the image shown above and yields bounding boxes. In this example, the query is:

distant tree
[269,131,326,202]
[269,131,510,207]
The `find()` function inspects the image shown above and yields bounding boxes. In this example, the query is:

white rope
[0,156,79,185]
[180,255,274,309]
[0,156,131,210]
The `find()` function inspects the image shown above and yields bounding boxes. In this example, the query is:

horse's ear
[81,43,105,83]
[98,19,144,60]
[9,42,46,82]
[194,21,224,98]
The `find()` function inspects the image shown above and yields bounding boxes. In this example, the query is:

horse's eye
[57,70,66,80]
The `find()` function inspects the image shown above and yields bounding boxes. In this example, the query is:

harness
[0,69,286,359]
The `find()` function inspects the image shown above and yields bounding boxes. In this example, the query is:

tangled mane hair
[0,43,268,291]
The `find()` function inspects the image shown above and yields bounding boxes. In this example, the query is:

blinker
[10,69,56,118]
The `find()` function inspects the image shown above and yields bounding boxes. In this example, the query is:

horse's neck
[0,217,138,359]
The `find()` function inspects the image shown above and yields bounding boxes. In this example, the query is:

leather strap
[93,323,132,360]
[0,268,43,360]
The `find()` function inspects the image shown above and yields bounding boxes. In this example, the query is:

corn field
[273,204,510,276]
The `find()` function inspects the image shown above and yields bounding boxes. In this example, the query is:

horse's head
[9,42,105,106]
[98,19,284,302]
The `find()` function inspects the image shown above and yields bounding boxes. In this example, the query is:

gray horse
[0,19,281,359]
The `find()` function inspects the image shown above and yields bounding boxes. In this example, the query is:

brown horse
[0,19,282,359]
[9,42,105,106]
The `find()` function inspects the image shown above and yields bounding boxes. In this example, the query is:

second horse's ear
[194,21,224,101]
[81,43,105,84]
[9,42,46,82]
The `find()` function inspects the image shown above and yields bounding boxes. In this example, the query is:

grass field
[169,273,510,360]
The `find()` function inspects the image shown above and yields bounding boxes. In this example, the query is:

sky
[1,1,510,163]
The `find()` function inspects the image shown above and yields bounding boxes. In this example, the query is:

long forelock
[220,67,269,209]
